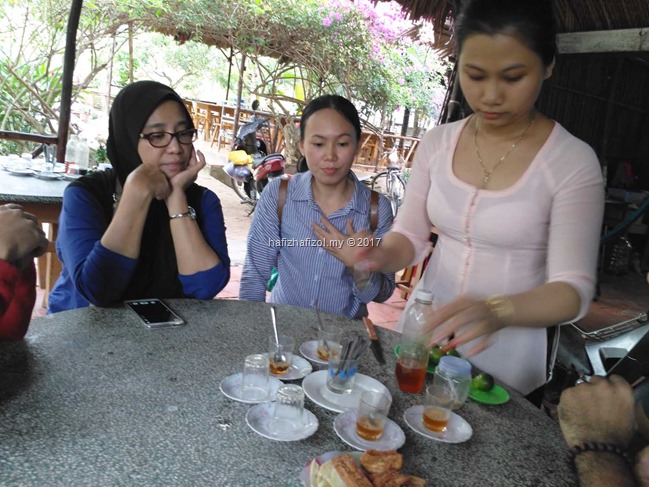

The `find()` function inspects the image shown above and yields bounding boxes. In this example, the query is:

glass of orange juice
[423,383,453,434]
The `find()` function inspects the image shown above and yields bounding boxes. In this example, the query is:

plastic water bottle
[433,355,472,410]
[77,137,90,172]
[395,289,434,393]
[64,134,79,173]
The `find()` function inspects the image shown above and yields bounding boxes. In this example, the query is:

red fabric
[0,259,36,340]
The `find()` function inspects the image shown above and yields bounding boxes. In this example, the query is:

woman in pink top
[364,0,604,397]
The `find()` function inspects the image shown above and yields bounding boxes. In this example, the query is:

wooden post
[56,0,83,164]
[107,31,117,114]
[128,22,134,83]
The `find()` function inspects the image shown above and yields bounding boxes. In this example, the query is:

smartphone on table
[125,299,185,329]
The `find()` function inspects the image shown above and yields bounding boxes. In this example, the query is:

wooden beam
[558,28,649,54]
[0,131,58,145]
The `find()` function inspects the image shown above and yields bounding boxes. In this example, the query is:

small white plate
[299,340,327,364]
[302,370,391,414]
[8,169,34,176]
[32,171,61,180]
[333,410,405,451]
[246,402,319,442]
[219,372,283,404]
[262,353,313,381]
[62,173,82,181]
[403,405,472,443]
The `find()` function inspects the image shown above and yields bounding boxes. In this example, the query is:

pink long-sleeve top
[393,118,604,394]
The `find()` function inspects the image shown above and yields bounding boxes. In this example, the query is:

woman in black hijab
[49,81,230,312]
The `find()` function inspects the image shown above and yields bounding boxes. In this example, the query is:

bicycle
[370,148,407,217]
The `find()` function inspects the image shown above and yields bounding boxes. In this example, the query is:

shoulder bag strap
[369,190,380,232]
[277,178,289,224]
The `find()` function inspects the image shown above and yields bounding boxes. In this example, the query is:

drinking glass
[270,384,305,435]
[241,354,269,401]
[326,345,358,394]
[317,324,342,362]
[355,391,392,441]
[423,382,453,434]
[268,334,295,375]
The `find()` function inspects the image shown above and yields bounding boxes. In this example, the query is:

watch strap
[169,206,196,220]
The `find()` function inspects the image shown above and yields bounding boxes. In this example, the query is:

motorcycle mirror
[252,100,260,111]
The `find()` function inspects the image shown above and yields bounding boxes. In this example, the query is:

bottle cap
[415,289,434,304]
[438,356,472,377]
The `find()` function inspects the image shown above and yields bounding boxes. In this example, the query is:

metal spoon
[315,302,330,355]
[270,306,286,365]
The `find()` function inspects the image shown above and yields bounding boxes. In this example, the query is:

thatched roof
[382,0,649,33]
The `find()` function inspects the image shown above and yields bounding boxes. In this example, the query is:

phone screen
[126,299,184,327]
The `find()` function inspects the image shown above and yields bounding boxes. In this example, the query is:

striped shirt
[239,171,395,319]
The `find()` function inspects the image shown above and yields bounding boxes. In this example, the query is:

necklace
[474,113,536,184]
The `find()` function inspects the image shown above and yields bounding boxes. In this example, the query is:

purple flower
[322,17,332,27]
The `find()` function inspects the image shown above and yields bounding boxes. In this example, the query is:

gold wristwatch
[169,206,196,221]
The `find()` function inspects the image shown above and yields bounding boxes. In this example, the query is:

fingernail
[440,342,455,353]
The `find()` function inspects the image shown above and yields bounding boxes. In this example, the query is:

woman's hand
[125,163,171,201]
[427,296,513,356]
[311,216,376,268]
[169,147,205,193]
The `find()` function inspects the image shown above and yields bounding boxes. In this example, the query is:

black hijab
[71,80,204,301]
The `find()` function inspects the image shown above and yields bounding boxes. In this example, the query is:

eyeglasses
[139,128,198,148]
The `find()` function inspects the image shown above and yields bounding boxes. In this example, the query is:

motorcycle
[223,106,288,213]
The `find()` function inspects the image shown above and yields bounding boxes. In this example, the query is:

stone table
[0,299,576,486]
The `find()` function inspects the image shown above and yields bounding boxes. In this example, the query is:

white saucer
[62,173,82,181]
[219,372,283,404]
[299,340,328,364]
[403,405,472,443]
[8,169,34,176]
[246,402,319,441]
[302,370,391,413]
[262,353,313,380]
[32,171,61,180]
[333,410,405,451]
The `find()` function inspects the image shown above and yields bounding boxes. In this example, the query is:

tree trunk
[400,107,410,150]
[232,52,247,143]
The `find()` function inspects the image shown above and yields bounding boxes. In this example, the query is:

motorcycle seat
[253,153,285,169]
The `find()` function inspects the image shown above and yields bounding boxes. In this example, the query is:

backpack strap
[369,190,379,232]
[277,178,379,233]
[277,178,289,223]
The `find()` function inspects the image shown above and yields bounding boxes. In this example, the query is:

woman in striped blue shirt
[239,95,395,319]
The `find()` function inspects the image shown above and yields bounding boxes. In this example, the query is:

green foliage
[0,0,447,157]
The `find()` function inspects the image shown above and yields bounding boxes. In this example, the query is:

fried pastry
[360,450,403,474]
